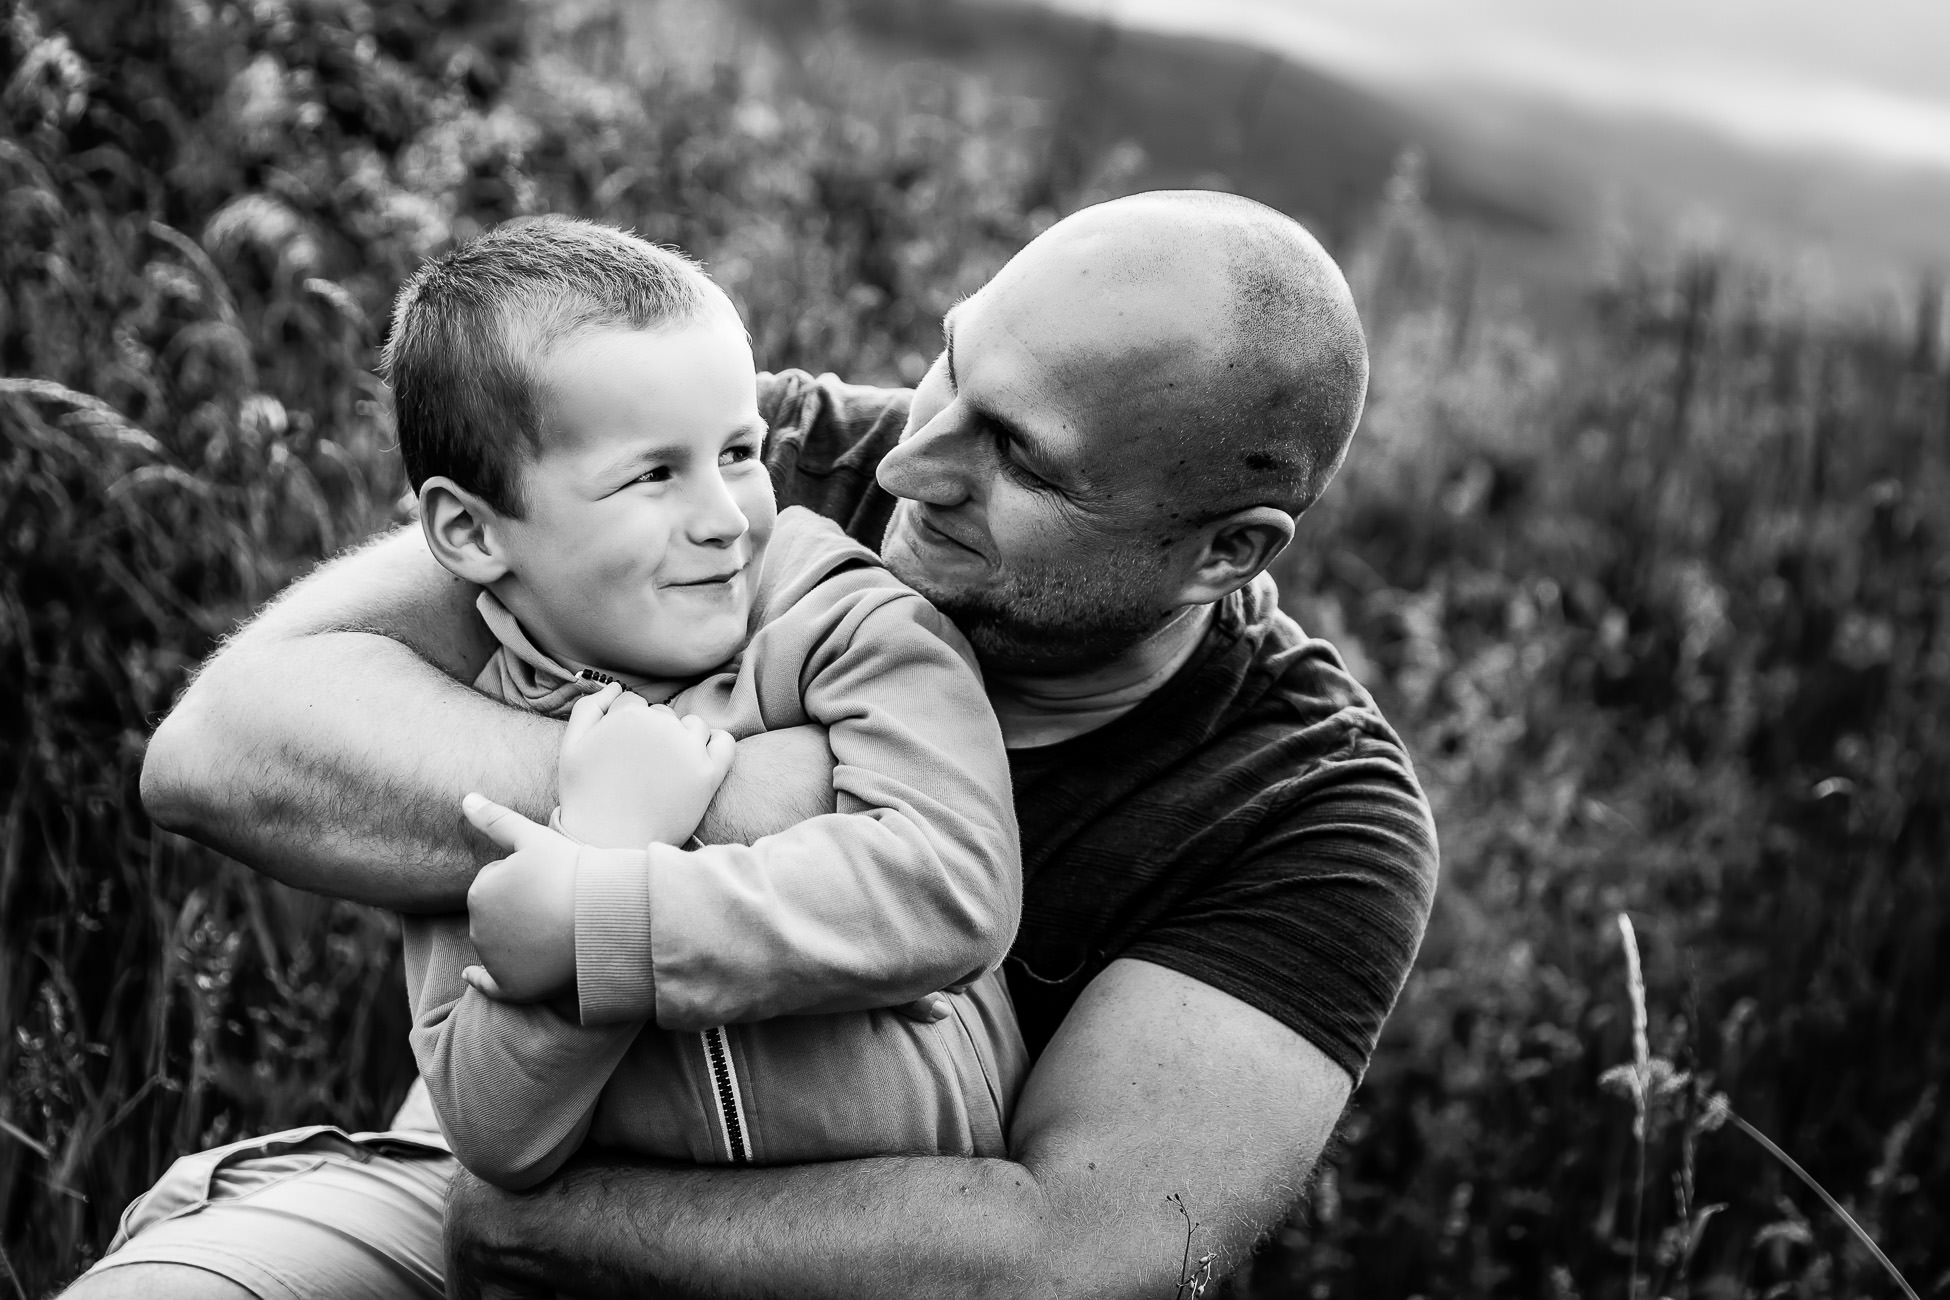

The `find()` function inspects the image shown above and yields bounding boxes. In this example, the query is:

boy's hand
[558,683,736,848]
[460,792,578,1003]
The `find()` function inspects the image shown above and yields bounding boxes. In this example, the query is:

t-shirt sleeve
[1121,728,1437,1086]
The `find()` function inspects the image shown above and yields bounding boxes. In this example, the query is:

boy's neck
[985,604,1212,750]
[550,649,696,705]
[479,587,709,705]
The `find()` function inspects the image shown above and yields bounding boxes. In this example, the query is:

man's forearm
[139,526,549,908]
[144,632,832,911]
[446,962,1348,1300]
[144,626,561,910]
[140,526,836,910]
[450,1152,1076,1300]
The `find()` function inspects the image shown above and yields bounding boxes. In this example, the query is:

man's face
[491,317,776,681]
[876,243,1222,673]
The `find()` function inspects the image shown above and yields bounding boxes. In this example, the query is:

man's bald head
[877,190,1367,672]
[990,190,1367,531]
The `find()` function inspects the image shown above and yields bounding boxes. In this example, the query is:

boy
[391,216,1025,1186]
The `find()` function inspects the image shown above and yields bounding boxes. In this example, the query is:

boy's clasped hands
[457,680,735,1006]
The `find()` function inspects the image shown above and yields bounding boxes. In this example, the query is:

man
[76,190,1435,1298]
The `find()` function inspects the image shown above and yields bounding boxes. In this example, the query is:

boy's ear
[419,476,512,585]
[1171,506,1296,607]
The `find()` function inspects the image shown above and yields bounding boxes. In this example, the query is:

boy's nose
[686,471,750,545]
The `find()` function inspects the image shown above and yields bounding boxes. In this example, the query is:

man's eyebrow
[942,310,960,392]
[939,321,1068,485]
[988,408,1047,465]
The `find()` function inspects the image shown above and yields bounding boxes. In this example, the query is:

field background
[3,0,1947,1296]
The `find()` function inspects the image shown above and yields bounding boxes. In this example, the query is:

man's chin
[880,515,1173,672]
[881,529,968,606]
[932,593,1169,676]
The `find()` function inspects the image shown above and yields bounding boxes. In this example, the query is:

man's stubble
[884,532,1177,676]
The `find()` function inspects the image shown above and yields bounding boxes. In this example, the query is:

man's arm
[446,958,1351,1299]
[140,526,547,910]
[140,526,838,912]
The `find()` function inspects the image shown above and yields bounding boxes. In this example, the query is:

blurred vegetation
[2,0,1945,1296]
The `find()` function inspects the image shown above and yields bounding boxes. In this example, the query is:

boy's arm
[139,527,837,912]
[402,911,638,1190]
[573,585,1020,1028]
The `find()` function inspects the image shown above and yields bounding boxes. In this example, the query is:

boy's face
[490,314,775,681]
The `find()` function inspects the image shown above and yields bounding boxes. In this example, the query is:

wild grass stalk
[1618,913,1649,1300]
[1609,913,1925,1300]
[1717,1110,1921,1300]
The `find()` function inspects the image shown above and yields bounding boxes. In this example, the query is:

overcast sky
[1034,0,1950,172]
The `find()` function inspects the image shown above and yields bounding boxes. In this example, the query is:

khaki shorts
[82,1122,454,1300]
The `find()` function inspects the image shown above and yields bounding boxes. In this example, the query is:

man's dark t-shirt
[759,370,1438,1082]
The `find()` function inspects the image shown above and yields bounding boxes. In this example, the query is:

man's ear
[1173,506,1296,606]
[419,476,512,585]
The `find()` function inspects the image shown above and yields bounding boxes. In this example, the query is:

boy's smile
[484,314,775,682]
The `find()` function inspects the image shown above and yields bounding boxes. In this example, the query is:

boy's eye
[632,466,671,485]
[720,443,759,465]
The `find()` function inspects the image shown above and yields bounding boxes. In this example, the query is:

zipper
[699,1026,751,1164]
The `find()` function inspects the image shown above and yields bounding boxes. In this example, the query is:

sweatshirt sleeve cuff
[572,847,657,1026]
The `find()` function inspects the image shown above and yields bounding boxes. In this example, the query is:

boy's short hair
[383,215,727,516]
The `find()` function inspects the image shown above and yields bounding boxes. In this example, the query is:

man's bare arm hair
[141,526,834,911]
[445,959,1350,1298]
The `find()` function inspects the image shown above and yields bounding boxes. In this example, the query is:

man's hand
[558,684,735,849]
[445,1166,557,1300]
[460,792,580,1003]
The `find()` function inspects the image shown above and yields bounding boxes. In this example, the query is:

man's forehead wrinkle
[963,190,1366,529]
[968,204,1309,495]
[951,296,1081,438]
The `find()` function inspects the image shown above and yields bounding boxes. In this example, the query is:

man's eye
[1000,457,1047,488]
[992,432,1046,488]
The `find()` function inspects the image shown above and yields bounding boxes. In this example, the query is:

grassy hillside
[737,0,1558,248]
[743,0,1950,312]
[1412,77,1950,305]
[4,1,1948,1296]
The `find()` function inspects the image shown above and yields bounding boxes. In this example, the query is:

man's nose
[876,406,978,506]
[685,469,750,546]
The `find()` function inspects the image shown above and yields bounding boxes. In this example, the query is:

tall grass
[1254,160,1950,1297]
[3,1,1946,1296]
[2,0,502,1282]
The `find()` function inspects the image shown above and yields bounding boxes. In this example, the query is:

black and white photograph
[4,0,1947,1296]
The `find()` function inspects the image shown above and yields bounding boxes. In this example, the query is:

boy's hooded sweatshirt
[403,507,1025,1186]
